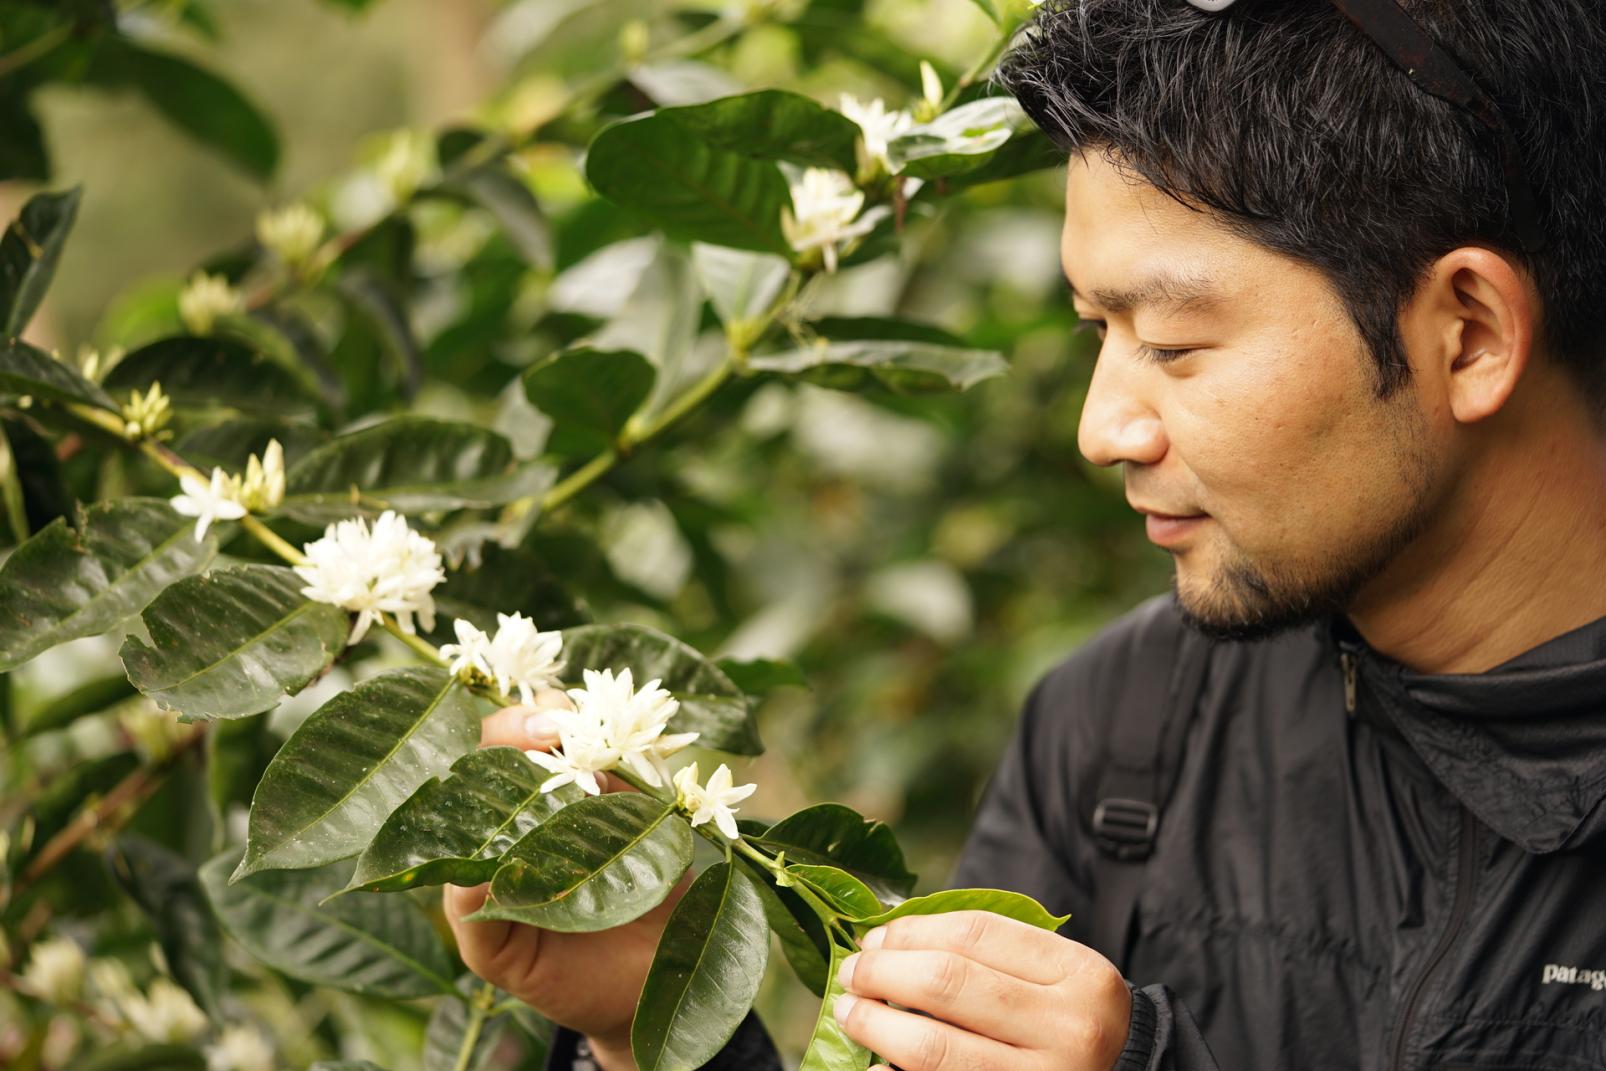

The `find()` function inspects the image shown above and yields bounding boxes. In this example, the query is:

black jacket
[546,594,1606,1069]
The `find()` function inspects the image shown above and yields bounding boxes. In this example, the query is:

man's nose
[1076,348,1167,468]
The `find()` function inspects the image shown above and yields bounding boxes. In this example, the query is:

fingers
[833,989,1022,1071]
[838,947,1046,1046]
[859,910,1073,985]
[478,703,637,794]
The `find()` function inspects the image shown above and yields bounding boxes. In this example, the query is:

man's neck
[1346,406,1606,675]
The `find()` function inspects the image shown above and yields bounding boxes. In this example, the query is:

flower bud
[255,202,325,268]
[178,272,242,336]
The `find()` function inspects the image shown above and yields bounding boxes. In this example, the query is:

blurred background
[2,0,1169,1064]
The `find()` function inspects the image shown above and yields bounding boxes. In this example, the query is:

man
[446,0,1606,1066]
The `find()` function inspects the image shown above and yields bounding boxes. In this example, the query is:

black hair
[995,0,1606,405]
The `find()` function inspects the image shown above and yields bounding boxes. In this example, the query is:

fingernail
[836,952,859,990]
[524,711,558,738]
[859,926,886,949]
[833,992,858,1025]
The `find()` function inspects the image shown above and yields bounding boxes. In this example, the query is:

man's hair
[996,0,1606,405]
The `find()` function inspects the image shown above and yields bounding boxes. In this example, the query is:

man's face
[1063,150,1447,641]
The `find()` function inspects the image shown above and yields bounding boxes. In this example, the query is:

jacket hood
[1323,613,1606,853]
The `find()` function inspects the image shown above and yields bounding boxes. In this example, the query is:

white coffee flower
[526,705,622,797]
[486,612,565,705]
[178,272,242,336]
[295,510,445,645]
[439,618,495,683]
[780,169,882,273]
[121,382,172,442]
[373,129,438,205]
[672,761,757,840]
[120,977,208,1044]
[838,93,915,175]
[21,936,85,1004]
[255,202,325,267]
[237,439,285,511]
[567,667,699,789]
[170,467,248,542]
[206,1023,276,1071]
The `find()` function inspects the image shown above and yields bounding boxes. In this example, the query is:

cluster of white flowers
[90,961,207,1044]
[439,611,565,704]
[20,936,85,1004]
[673,761,758,840]
[525,667,700,796]
[781,168,884,273]
[255,202,325,267]
[294,510,445,644]
[839,93,914,176]
[168,440,284,541]
[120,382,172,441]
[178,272,243,336]
[205,1023,276,1071]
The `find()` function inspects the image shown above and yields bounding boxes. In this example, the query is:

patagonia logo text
[1542,964,1606,991]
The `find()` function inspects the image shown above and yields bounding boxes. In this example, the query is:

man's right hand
[442,700,693,1070]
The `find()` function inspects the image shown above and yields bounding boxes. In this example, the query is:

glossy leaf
[336,272,422,401]
[428,543,590,642]
[235,667,484,880]
[716,657,808,697]
[0,498,219,673]
[174,417,328,473]
[345,746,584,894]
[756,803,916,902]
[632,862,769,1071]
[108,835,226,1018]
[559,623,762,755]
[785,863,881,919]
[522,347,656,454]
[443,163,553,270]
[747,337,1008,395]
[472,792,693,932]
[120,564,350,722]
[200,848,457,998]
[282,417,555,523]
[736,855,830,996]
[658,89,861,172]
[586,112,792,255]
[690,244,791,327]
[0,186,81,337]
[101,336,319,416]
[0,338,117,410]
[797,942,873,1071]
[849,887,1072,931]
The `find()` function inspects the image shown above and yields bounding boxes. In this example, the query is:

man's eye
[1135,344,1193,364]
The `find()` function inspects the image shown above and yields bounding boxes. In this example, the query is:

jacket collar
[1320,613,1606,853]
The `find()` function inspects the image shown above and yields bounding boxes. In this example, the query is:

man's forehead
[1061,264,1229,316]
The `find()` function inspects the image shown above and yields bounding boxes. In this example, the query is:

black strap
[1085,597,1211,969]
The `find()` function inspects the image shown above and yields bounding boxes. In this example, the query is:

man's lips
[1132,505,1209,548]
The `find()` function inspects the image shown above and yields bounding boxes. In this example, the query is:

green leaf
[747,337,1008,394]
[74,1046,207,1071]
[735,855,830,996]
[658,89,862,172]
[93,40,279,181]
[585,112,792,255]
[282,417,556,524]
[886,98,1027,180]
[428,543,590,642]
[206,711,275,832]
[311,1064,390,1071]
[424,976,526,1071]
[559,623,762,756]
[0,186,81,337]
[200,848,457,997]
[849,887,1071,931]
[100,336,320,416]
[632,862,770,1071]
[690,244,791,328]
[0,90,49,183]
[18,673,135,738]
[785,863,881,918]
[939,126,1063,191]
[107,835,226,1018]
[797,941,873,1071]
[471,792,693,933]
[174,417,328,473]
[441,162,553,270]
[345,746,583,894]
[235,667,484,880]
[0,338,116,410]
[335,272,422,401]
[120,564,350,722]
[0,498,220,673]
[522,347,655,454]
[716,657,808,697]
[966,0,999,23]
[756,803,916,902]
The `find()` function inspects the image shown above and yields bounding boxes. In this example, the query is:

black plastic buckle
[1092,797,1159,861]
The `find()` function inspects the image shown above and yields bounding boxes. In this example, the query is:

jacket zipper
[1390,806,1478,1071]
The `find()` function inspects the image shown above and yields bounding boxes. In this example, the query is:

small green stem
[451,981,498,1071]
[940,22,1016,111]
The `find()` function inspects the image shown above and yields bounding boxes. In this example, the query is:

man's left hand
[833,909,1132,1071]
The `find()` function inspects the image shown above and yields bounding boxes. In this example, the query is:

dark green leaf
[235,667,484,879]
[735,854,830,996]
[174,417,328,473]
[0,186,80,337]
[756,803,916,902]
[200,848,457,997]
[632,862,769,1071]
[120,564,350,722]
[747,337,1008,394]
[428,543,590,642]
[785,863,881,918]
[101,336,320,415]
[797,941,873,1071]
[74,1045,206,1071]
[0,498,219,673]
[107,835,226,1018]
[442,164,553,270]
[848,887,1071,931]
[559,623,762,756]
[586,112,792,255]
[471,792,692,932]
[522,347,655,454]
[0,338,116,410]
[716,657,808,697]
[659,89,862,172]
[0,91,49,183]
[939,126,1063,191]
[346,746,584,894]
[282,417,556,524]
[424,976,518,1071]
[18,673,134,738]
[336,272,422,401]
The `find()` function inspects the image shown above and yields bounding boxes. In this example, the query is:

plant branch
[451,980,498,1071]
[0,24,71,81]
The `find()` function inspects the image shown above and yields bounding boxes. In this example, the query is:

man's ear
[1407,245,1537,424]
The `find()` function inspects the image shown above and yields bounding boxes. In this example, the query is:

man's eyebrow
[1063,269,1226,316]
